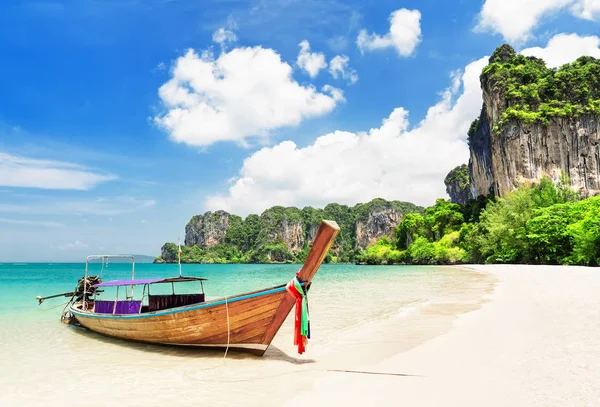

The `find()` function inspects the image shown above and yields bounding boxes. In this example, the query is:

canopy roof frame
[93,276,208,288]
[84,255,135,309]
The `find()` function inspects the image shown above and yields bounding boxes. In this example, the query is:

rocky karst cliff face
[184,210,234,248]
[159,244,175,262]
[354,204,404,249]
[258,207,305,254]
[279,218,304,253]
[305,222,319,246]
[469,44,600,199]
[444,164,471,205]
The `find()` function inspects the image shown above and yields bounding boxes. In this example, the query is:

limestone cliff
[184,210,235,248]
[305,222,319,246]
[257,206,305,255]
[354,200,405,248]
[160,243,176,263]
[469,45,600,198]
[444,164,471,205]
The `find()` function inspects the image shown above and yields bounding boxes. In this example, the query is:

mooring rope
[60,292,77,322]
[42,301,69,311]
[223,295,230,360]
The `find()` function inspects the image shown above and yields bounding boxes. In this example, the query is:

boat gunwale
[70,283,290,320]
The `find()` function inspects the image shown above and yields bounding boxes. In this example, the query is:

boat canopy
[93,276,207,288]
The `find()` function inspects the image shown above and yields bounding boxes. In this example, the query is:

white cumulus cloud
[296,40,328,78]
[205,56,488,215]
[571,0,600,19]
[212,27,237,48]
[0,153,116,190]
[476,0,600,43]
[521,33,600,67]
[329,55,359,84]
[154,47,344,147]
[357,8,422,56]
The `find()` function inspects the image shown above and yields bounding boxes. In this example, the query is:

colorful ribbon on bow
[286,272,310,354]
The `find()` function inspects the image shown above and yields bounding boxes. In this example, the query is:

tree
[472,187,536,263]
[407,237,436,264]
[526,204,573,264]
[567,196,600,266]
[423,199,464,241]
[395,213,424,249]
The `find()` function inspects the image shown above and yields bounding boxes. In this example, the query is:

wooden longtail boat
[61,220,339,356]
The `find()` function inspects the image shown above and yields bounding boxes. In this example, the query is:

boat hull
[70,286,288,356]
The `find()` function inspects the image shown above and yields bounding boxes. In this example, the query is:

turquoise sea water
[1,262,318,317]
[0,262,476,321]
[1,262,431,315]
[0,262,494,407]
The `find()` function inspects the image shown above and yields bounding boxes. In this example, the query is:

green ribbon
[293,277,309,337]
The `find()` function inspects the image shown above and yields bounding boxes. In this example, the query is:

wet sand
[286,265,600,407]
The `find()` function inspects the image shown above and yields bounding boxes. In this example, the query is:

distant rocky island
[156,44,600,267]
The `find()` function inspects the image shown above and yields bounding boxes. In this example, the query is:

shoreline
[1,263,489,407]
[4,264,598,406]
[286,264,600,406]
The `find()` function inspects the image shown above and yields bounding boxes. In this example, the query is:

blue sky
[1,0,600,261]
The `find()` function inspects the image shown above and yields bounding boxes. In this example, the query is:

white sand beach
[286,265,600,407]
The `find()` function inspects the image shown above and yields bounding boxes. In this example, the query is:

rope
[60,292,77,322]
[223,295,230,360]
[328,369,422,377]
[42,301,69,311]
[183,368,421,383]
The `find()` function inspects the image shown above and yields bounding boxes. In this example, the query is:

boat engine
[60,275,102,324]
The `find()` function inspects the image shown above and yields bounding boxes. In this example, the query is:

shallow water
[0,263,495,406]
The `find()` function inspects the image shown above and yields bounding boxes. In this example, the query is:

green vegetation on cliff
[157,198,423,264]
[160,242,248,264]
[359,198,469,265]
[482,44,600,131]
[362,175,600,267]
[444,164,470,192]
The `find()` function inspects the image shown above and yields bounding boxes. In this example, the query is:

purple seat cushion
[94,300,115,314]
[114,300,142,314]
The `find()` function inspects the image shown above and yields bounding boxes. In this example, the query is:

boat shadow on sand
[68,325,315,365]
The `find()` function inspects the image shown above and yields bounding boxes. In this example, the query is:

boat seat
[115,300,142,314]
[148,294,205,312]
[93,300,142,314]
[94,300,115,314]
